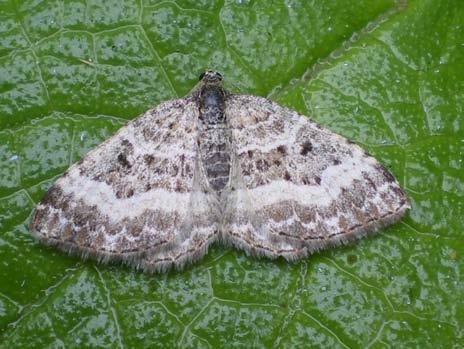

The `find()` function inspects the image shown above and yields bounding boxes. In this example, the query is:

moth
[30,71,410,272]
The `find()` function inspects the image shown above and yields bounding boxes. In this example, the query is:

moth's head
[194,70,226,98]
[199,70,223,84]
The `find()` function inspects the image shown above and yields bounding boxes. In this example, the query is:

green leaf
[0,0,462,347]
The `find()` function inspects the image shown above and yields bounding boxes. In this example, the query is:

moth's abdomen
[201,132,231,192]
[198,85,231,192]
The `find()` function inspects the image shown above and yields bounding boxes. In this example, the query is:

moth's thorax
[199,84,226,125]
[198,83,231,193]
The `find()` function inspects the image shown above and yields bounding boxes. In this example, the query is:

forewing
[225,95,410,260]
[30,98,219,270]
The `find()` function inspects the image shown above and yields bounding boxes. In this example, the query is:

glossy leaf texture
[0,0,462,348]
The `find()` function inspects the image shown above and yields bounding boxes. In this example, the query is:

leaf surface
[0,0,462,347]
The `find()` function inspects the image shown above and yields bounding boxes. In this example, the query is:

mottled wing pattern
[30,98,219,272]
[225,95,410,260]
